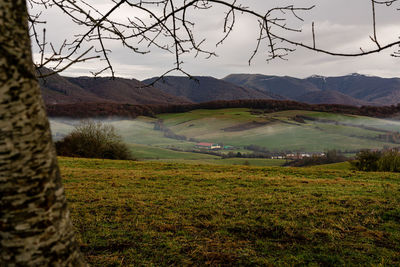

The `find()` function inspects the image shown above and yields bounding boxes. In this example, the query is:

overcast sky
[30,0,400,80]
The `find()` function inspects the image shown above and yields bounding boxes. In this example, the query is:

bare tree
[1,0,400,265]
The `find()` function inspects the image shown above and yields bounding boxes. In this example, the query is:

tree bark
[0,1,86,265]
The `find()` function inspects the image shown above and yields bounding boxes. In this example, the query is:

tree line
[46,99,400,118]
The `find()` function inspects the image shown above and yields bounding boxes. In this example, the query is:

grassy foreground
[60,157,400,266]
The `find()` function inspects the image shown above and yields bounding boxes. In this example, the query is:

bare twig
[28,0,400,80]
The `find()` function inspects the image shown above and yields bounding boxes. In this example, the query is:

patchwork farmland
[50,108,400,165]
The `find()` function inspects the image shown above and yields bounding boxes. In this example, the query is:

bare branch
[28,0,400,79]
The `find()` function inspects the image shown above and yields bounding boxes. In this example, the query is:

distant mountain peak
[40,70,400,108]
[308,75,325,79]
[39,72,192,105]
[225,73,400,106]
[143,75,282,103]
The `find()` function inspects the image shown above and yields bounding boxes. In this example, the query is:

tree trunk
[0,1,86,265]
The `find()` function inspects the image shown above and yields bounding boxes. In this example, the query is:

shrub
[286,150,347,167]
[351,149,400,172]
[55,120,133,160]
[377,150,400,172]
[351,150,381,171]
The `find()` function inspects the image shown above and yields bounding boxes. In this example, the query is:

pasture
[60,157,400,266]
[50,109,400,164]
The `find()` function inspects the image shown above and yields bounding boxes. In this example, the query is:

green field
[159,109,400,152]
[152,158,287,167]
[128,144,219,160]
[60,157,400,266]
[50,109,400,163]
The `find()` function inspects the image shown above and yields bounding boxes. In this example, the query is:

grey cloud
[30,0,400,80]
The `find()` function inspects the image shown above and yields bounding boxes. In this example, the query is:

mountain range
[223,73,400,106]
[38,68,190,105]
[142,76,282,103]
[39,68,400,107]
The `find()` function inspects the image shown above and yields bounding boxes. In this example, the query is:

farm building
[195,142,221,150]
[286,153,311,160]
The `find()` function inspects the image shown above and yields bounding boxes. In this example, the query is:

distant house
[286,153,311,160]
[286,153,296,159]
[195,142,221,150]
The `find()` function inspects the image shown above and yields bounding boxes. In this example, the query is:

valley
[7,1,400,265]
[50,108,400,165]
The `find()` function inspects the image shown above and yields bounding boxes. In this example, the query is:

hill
[38,68,106,104]
[306,73,400,105]
[296,90,369,106]
[143,76,282,103]
[158,109,400,153]
[39,68,400,107]
[38,68,191,105]
[50,108,400,163]
[223,73,320,99]
[46,98,400,119]
[60,157,400,266]
[224,73,400,106]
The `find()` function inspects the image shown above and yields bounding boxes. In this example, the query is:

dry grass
[60,157,400,266]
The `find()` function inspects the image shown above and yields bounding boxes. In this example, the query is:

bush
[351,149,400,172]
[351,150,381,171]
[377,150,400,172]
[286,150,347,167]
[55,120,133,160]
